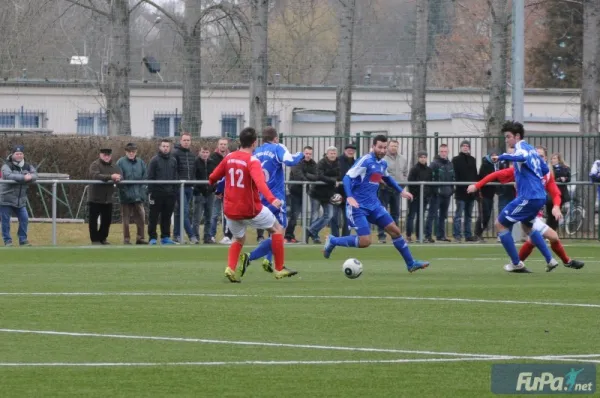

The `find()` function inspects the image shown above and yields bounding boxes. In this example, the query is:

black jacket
[478,156,498,199]
[309,156,340,203]
[193,156,217,196]
[147,151,178,196]
[497,159,516,199]
[209,151,226,168]
[430,155,454,197]
[337,155,355,197]
[452,152,478,200]
[553,164,571,202]
[407,162,433,198]
[288,159,318,196]
[172,145,196,180]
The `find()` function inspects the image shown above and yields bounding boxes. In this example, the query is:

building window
[221,113,244,139]
[0,108,45,129]
[266,114,280,128]
[76,111,108,135]
[153,112,181,137]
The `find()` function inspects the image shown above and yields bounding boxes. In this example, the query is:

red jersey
[209,150,277,220]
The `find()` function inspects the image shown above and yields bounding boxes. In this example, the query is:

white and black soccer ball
[330,193,343,205]
[343,258,363,279]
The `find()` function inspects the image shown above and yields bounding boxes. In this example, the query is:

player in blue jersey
[493,121,558,272]
[323,135,430,273]
[242,127,304,272]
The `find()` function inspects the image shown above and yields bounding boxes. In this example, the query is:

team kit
[208,122,584,283]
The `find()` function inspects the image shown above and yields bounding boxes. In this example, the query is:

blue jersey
[253,142,303,199]
[343,153,403,211]
[498,140,549,200]
[214,177,225,195]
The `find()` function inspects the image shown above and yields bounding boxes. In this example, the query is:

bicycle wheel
[565,207,584,236]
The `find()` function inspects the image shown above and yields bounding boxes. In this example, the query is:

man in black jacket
[285,146,318,242]
[208,138,230,243]
[425,144,454,242]
[475,149,499,241]
[405,151,433,242]
[331,144,356,237]
[306,146,340,244]
[172,132,197,244]
[452,140,478,242]
[193,146,216,244]
[147,139,178,245]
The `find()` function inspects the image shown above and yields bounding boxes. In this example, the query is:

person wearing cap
[474,148,500,241]
[405,150,433,242]
[88,147,122,245]
[116,143,148,245]
[0,144,37,246]
[451,140,478,242]
[306,146,340,244]
[331,143,356,237]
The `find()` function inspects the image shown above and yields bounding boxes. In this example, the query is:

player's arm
[276,144,304,166]
[546,173,562,207]
[249,158,277,204]
[498,147,527,162]
[208,157,226,185]
[382,175,403,194]
[475,168,514,189]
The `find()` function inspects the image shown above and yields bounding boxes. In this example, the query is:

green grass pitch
[1,243,598,397]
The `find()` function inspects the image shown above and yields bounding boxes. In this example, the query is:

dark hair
[372,134,388,146]
[180,131,192,138]
[239,127,257,148]
[200,146,210,151]
[439,143,448,148]
[160,139,171,145]
[303,146,313,151]
[501,121,525,139]
[262,126,278,142]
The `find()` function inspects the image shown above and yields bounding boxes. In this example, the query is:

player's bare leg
[519,227,584,271]
[225,235,247,283]
[384,222,429,273]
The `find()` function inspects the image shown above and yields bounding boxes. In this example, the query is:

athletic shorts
[226,206,277,239]
[346,204,394,236]
[498,198,546,229]
[261,198,287,228]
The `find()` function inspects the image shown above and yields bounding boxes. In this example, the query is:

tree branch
[142,0,184,33]
[63,0,109,18]
[129,0,145,14]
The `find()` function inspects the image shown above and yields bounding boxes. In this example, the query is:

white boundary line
[0,357,508,367]
[1,292,599,309]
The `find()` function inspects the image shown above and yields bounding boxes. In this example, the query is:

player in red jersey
[467,146,584,272]
[209,127,298,282]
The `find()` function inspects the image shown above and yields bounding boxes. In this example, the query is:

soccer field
[1,243,598,397]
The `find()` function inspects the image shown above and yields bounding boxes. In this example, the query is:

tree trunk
[579,0,600,234]
[335,0,356,149]
[485,0,509,152]
[103,0,131,136]
[410,0,429,161]
[181,0,202,137]
[250,0,268,135]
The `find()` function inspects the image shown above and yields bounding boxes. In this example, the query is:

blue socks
[529,230,553,263]
[393,236,414,266]
[249,238,272,261]
[499,229,520,265]
[330,235,358,248]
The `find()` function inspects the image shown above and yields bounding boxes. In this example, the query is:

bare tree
[142,0,248,137]
[335,0,356,147]
[485,0,510,150]
[410,0,429,157]
[250,0,268,134]
[580,0,600,233]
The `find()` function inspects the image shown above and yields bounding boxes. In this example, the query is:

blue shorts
[497,198,545,228]
[346,204,394,236]
[261,198,287,228]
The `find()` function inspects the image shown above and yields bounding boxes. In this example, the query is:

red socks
[551,240,570,264]
[271,233,285,271]
[228,241,243,269]
[519,239,570,264]
[519,240,535,261]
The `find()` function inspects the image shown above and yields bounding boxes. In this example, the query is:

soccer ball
[330,193,343,205]
[343,258,363,279]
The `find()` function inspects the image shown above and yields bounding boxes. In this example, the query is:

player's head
[501,121,525,148]
[371,135,388,159]
[239,127,258,149]
[159,139,171,154]
[438,144,449,159]
[388,140,399,155]
[262,126,278,143]
[303,146,313,161]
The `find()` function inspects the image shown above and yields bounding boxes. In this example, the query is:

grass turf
[0,243,598,397]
